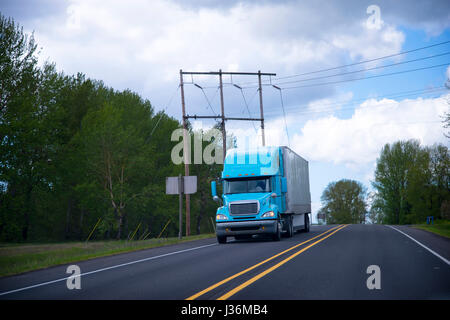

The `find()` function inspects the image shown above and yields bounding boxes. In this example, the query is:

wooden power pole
[179,70,191,236]
[218,70,226,160]
[257,70,265,146]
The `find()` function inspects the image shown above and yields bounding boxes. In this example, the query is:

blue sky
[1,0,449,222]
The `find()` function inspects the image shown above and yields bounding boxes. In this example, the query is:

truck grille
[229,202,258,215]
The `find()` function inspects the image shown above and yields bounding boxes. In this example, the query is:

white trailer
[280,146,311,233]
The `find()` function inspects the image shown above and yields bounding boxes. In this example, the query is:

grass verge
[0,233,214,278]
[412,220,450,239]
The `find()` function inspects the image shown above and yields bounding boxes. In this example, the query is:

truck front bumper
[216,219,278,237]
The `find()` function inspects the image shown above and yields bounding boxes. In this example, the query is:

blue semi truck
[211,146,311,244]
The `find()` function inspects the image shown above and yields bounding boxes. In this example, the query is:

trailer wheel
[304,214,310,233]
[272,221,281,241]
[217,236,227,244]
[286,216,294,238]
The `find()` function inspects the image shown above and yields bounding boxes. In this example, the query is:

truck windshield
[224,177,271,194]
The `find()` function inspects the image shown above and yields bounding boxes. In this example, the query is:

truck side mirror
[281,177,288,193]
[211,181,217,198]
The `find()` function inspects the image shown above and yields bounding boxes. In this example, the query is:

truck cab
[211,146,311,243]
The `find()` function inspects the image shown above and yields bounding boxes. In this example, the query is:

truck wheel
[304,214,310,233]
[272,221,281,241]
[283,216,293,238]
[287,216,294,237]
[217,236,227,244]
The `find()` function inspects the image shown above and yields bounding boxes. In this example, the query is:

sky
[1,0,449,223]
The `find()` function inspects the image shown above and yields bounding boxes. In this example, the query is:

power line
[236,40,450,86]
[279,63,449,90]
[272,85,291,147]
[185,63,448,120]
[193,83,219,116]
[263,88,447,117]
[233,84,259,134]
[281,86,446,114]
[277,40,450,80]
[149,85,180,137]
[271,52,450,86]
[225,86,446,118]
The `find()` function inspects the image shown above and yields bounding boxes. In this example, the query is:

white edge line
[0,242,217,296]
[388,225,450,266]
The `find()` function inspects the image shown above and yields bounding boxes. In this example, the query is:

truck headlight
[261,211,275,218]
[216,214,228,221]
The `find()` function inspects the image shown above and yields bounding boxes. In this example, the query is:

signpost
[317,213,326,224]
[166,175,197,239]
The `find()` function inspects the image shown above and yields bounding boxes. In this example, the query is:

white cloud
[291,94,449,168]
[307,91,354,113]
[332,22,405,61]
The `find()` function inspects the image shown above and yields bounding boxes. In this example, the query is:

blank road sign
[183,176,197,194]
[165,177,179,195]
[165,176,197,195]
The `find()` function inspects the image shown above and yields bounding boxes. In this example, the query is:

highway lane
[0,224,449,299]
[227,224,450,300]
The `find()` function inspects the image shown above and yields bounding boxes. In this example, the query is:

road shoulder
[391,225,450,262]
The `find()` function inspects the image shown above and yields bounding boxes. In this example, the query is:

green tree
[368,195,384,224]
[123,110,181,239]
[372,140,449,224]
[428,144,450,219]
[319,179,367,224]
[76,93,156,239]
[372,140,420,224]
[0,14,64,240]
[56,76,105,239]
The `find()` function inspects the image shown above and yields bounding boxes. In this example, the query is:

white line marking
[0,242,217,296]
[388,226,450,266]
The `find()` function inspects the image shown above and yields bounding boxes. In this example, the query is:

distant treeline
[371,140,449,224]
[319,140,449,225]
[0,14,221,242]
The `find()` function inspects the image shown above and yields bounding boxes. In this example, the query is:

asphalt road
[0,224,449,300]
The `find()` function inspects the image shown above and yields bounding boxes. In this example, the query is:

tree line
[319,140,449,225]
[370,140,449,224]
[0,14,221,242]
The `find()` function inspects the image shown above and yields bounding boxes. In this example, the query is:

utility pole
[218,69,226,160]
[178,174,183,239]
[258,70,265,146]
[179,69,191,236]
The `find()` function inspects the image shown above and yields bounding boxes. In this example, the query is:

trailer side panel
[282,146,311,215]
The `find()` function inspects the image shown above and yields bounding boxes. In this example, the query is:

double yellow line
[186,224,348,300]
